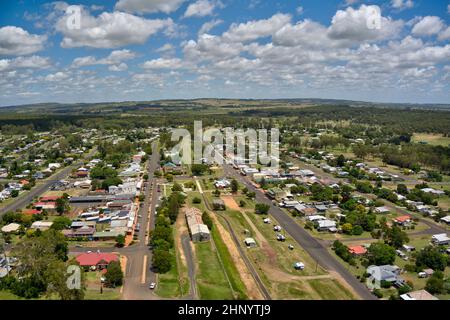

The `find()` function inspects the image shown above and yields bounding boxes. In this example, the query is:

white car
[149,282,156,290]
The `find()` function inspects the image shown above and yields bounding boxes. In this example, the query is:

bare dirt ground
[175,213,188,268]
[221,195,241,211]
[210,211,263,299]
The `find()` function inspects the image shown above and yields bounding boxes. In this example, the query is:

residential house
[348,245,367,256]
[317,219,337,232]
[374,206,390,214]
[76,252,119,270]
[394,215,412,226]
[431,233,450,245]
[400,290,438,300]
[366,265,403,286]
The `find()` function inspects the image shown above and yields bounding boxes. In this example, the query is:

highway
[221,163,377,300]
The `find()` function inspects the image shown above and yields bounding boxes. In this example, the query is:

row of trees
[150,191,186,274]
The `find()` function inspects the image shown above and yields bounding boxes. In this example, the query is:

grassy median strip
[195,241,234,300]
[210,224,248,300]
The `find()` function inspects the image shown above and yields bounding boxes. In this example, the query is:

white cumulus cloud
[0,26,47,56]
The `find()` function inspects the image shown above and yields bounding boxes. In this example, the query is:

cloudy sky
[0,0,449,106]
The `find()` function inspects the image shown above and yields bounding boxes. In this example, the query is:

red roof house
[394,215,412,225]
[76,252,119,269]
[40,196,61,202]
[348,245,367,256]
[23,209,41,216]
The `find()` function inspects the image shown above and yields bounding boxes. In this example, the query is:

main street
[222,163,377,300]
[0,147,98,217]
[69,143,161,299]
[114,142,161,300]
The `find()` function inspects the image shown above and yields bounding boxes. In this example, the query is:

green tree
[367,242,396,266]
[51,216,72,231]
[115,234,125,248]
[255,203,270,215]
[230,179,239,193]
[152,249,172,274]
[104,261,123,287]
[415,246,447,271]
[383,226,409,249]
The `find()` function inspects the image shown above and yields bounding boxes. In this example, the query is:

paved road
[181,234,197,299]
[222,163,377,300]
[121,142,161,300]
[0,147,98,217]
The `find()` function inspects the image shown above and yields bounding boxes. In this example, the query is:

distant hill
[0,98,449,115]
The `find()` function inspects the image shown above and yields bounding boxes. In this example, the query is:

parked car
[149,282,156,290]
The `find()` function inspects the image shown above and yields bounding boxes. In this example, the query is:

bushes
[332,240,355,265]
[202,211,213,231]
[367,242,396,266]
[415,246,448,271]
[104,261,124,288]
[192,197,202,204]
[254,203,270,215]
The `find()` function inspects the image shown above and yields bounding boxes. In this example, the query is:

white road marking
[141,255,148,284]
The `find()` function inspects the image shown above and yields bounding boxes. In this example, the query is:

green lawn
[210,224,248,300]
[155,248,185,298]
[195,241,234,300]
[0,290,21,300]
[84,271,121,300]
[309,278,355,300]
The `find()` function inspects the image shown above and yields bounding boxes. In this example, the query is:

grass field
[194,241,235,300]
[155,248,186,298]
[412,133,450,147]
[155,223,190,298]
[210,225,248,299]
[0,290,21,300]
[84,271,121,300]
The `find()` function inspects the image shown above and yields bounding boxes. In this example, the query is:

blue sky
[0,0,449,106]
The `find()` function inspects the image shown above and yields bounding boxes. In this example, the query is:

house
[348,245,367,256]
[307,215,326,222]
[212,199,226,211]
[62,226,96,239]
[301,207,318,216]
[71,221,97,229]
[400,290,438,301]
[283,200,300,208]
[30,221,53,231]
[185,207,210,242]
[22,209,41,216]
[317,220,336,232]
[162,162,183,174]
[76,252,119,270]
[394,215,412,226]
[244,238,257,248]
[40,196,61,202]
[214,179,230,189]
[266,188,287,201]
[33,201,56,210]
[421,188,445,196]
[1,223,21,233]
[298,169,315,177]
[374,206,390,214]
[440,216,450,225]
[314,204,328,212]
[366,265,402,285]
[431,233,450,245]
